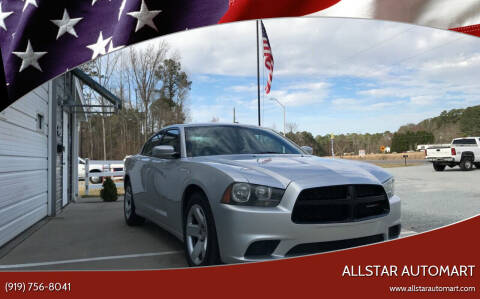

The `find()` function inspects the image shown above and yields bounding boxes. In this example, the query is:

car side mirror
[152,145,177,159]
[301,146,313,155]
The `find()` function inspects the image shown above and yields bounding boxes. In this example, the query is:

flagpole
[256,19,261,127]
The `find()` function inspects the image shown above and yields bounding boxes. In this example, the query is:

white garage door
[0,84,49,247]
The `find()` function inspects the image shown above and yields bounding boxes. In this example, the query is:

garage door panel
[0,83,50,248]
[0,170,47,210]
[0,204,47,247]
[32,84,49,102]
[0,156,47,173]
[0,121,48,157]
[0,108,39,132]
[10,91,49,119]
[0,193,46,229]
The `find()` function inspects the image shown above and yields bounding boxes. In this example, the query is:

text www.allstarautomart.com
[389,285,476,293]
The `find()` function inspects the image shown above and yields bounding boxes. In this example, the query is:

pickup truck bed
[425,137,480,171]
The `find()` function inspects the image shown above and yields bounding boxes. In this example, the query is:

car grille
[291,184,390,224]
[285,234,384,257]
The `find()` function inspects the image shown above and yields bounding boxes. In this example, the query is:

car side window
[159,129,180,153]
[142,134,163,156]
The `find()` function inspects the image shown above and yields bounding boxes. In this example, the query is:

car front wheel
[184,192,220,266]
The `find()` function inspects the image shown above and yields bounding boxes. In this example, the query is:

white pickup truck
[425,137,480,171]
[78,158,124,183]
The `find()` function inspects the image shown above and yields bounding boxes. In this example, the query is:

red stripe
[220,0,341,23]
[450,24,480,37]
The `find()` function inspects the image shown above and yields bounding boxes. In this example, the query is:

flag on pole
[1,0,480,111]
[260,20,274,94]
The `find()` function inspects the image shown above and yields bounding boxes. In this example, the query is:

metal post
[47,80,57,216]
[331,135,335,158]
[85,158,89,196]
[256,20,261,127]
[269,97,285,135]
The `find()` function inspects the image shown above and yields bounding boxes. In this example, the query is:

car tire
[433,163,446,171]
[459,158,474,171]
[183,192,221,267]
[475,163,480,169]
[89,171,102,184]
[124,182,145,226]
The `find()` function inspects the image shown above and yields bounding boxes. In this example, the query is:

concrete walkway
[0,197,187,270]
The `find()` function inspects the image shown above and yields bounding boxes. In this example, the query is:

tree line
[79,42,191,160]
[284,105,480,156]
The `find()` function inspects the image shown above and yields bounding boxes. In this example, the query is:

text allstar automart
[342,265,475,277]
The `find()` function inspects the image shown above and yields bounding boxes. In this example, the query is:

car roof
[163,123,264,130]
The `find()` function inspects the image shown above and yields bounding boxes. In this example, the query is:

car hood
[195,154,392,189]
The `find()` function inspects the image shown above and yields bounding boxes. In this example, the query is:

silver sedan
[124,124,401,266]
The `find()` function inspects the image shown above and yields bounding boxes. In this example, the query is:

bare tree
[80,52,120,160]
[128,42,168,141]
[286,122,298,133]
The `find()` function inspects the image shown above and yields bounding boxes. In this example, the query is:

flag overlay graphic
[0,0,480,111]
[261,20,274,94]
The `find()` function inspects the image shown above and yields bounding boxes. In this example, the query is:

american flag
[261,20,274,94]
[1,0,479,111]
[0,0,230,111]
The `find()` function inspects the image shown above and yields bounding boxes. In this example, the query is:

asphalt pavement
[0,163,478,270]
[0,198,187,270]
[387,163,480,233]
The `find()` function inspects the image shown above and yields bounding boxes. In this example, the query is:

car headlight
[382,177,395,199]
[221,183,284,207]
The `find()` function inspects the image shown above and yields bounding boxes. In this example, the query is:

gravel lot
[386,163,480,233]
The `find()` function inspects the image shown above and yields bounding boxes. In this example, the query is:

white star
[0,3,13,31]
[22,0,38,12]
[92,0,111,6]
[12,40,47,72]
[127,0,161,32]
[50,9,83,39]
[86,31,111,59]
[107,40,124,54]
[118,0,126,20]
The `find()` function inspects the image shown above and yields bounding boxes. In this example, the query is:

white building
[0,70,120,247]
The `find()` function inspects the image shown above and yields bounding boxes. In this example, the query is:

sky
[140,17,480,136]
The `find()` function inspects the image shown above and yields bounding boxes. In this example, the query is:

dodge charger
[123,124,401,266]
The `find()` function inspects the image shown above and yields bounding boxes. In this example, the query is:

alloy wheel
[186,204,208,265]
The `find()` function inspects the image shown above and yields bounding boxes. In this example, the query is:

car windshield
[185,126,303,157]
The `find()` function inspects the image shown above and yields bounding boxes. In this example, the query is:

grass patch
[78,180,124,197]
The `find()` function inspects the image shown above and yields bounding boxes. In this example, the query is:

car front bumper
[213,182,401,264]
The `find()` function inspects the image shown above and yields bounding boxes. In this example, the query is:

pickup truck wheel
[460,158,474,171]
[183,192,221,267]
[124,183,145,226]
[475,163,480,169]
[433,163,446,171]
[89,171,102,184]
